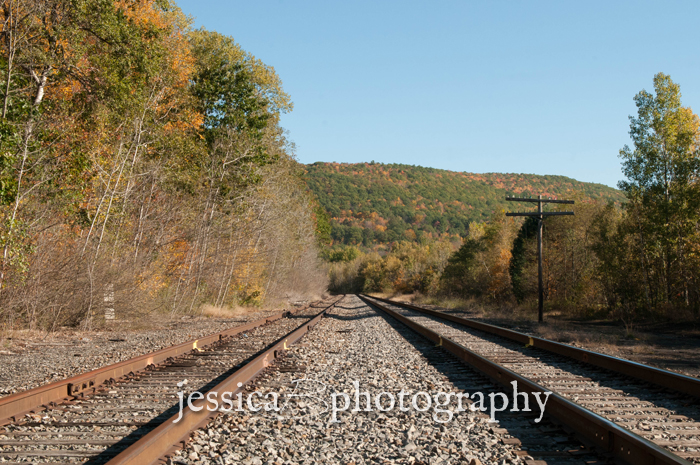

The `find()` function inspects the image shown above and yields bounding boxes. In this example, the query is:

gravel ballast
[0,313,275,397]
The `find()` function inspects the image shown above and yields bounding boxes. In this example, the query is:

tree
[509,216,538,303]
[618,73,700,310]
[440,237,485,297]
[0,2,328,330]
[441,214,516,300]
[312,203,331,245]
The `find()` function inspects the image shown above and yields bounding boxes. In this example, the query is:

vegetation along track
[0,297,343,464]
[361,294,700,465]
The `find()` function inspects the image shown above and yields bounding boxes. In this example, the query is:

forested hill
[304,162,624,247]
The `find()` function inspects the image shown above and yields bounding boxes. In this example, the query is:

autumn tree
[167,28,295,312]
[441,214,517,300]
[618,73,700,311]
[588,203,649,319]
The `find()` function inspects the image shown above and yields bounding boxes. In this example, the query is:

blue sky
[175,0,700,188]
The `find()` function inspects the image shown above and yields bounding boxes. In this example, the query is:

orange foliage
[115,0,201,132]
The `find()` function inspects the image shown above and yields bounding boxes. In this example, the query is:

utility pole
[506,195,574,323]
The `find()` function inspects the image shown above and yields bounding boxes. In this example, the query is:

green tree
[312,204,332,245]
[509,216,538,303]
[618,73,700,309]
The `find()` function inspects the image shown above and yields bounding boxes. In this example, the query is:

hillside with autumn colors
[305,162,624,247]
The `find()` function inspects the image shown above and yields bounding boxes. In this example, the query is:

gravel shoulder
[389,297,700,379]
[0,312,275,397]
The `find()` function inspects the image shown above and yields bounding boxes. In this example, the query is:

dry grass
[365,291,397,300]
[393,293,641,347]
[2,327,78,343]
[199,304,252,319]
[627,344,656,355]
[406,293,534,322]
[532,323,619,347]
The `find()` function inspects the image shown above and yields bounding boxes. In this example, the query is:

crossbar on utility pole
[505,195,574,323]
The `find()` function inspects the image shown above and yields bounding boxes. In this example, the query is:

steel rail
[0,303,314,425]
[365,294,700,399]
[105,296,343,465]
[359,294,691,465]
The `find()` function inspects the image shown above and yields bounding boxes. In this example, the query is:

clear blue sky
[176,0,700,188]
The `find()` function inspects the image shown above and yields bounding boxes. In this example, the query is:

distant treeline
[0,0,327,329]
[304,162,623,248]
[327,74,700,320]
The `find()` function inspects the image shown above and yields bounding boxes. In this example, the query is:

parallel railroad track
[174,294,617,465]
[3,293,698,465]
[0,296,344,464]
[360,294,700,465]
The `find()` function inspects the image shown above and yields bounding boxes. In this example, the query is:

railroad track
[174,294,616,465]
[3,293,697,465]
[361,294,700,465]
[0,296,343,464]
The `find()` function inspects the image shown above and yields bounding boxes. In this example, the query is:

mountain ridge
[303,162,624,247]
